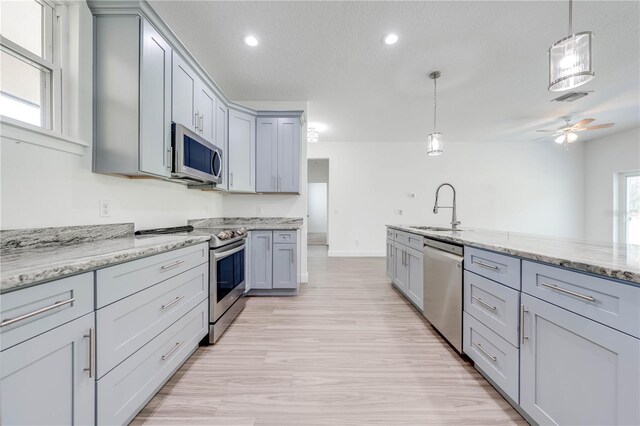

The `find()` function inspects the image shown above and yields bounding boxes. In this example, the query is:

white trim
[1,117,89,155]
[618,170,640,245]
[300,273,308,284]
[327,250,386,257]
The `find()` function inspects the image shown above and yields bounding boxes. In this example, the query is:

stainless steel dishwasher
[423,238,464,353]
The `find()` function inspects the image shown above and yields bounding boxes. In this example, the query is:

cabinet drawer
[522,261,640,338]
[463,312,519,403]
[96,263,208,378]
[97,299,208,426]
[464,271,520,347]
[464,247,521,290]
[273,230,296,243]
[0,273,93,351]
[96,242,208,308]
[394,230,423,251]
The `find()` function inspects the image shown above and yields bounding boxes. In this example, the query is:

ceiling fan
[536,118,615,145]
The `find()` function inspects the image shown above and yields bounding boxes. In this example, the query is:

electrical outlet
[396,209,403,215]
[99,200,111,217]
[408,193,416,198]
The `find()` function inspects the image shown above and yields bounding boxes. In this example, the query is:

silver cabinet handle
[0,297,76,328]
[84,327,94,378]
[161,341,183,361]
[472,341,497,361]
[472,259,499,271]
[520,304,528,345]
[194,113,199,131]
[199,114,204,134]
[540,281,595,302]
[472,296,497,311]
[161,260,185,271]
[166,147,172,170]
[161,295,184,310]
[230,172,234,187]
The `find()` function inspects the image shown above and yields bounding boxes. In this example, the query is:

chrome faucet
[433,183,461,230]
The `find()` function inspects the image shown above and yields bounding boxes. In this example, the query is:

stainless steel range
[135,225,247,344]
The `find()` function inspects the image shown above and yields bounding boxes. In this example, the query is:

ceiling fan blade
[583,123,615,130]
[573,118,596,128]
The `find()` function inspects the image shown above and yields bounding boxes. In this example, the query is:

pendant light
[548,0,594,91]
[427,71,443,156]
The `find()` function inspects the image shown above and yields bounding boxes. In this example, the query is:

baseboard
[300,273,308,283]
[327,250,386,257]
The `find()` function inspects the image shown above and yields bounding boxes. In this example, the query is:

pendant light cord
[433,76,437,132]
[568,0,573,35]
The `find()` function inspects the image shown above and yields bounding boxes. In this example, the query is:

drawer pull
[540,281,595,302]
[0,297,76,328]
[472,296,497,311]
[472,259,500,271]
[520,304,529,345]
[84,327,94,378]
[161,341,184,360]
[472,341,497,361]
[161,260,185,271]
[161,295,185,310]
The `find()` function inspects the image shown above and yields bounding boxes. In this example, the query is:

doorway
[308,159,329,251]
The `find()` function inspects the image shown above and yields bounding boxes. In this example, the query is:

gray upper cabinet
[94,15,172,178]
[171,52,196,132]
[256,118,278,192]
[228,108,256,192]
[196,82,216,142]
[250,231,273,289]
[256,116,301,193]
[216,98,229,190]
[273,243,297,289]
[1,313,95,425]
[520,293,640,426]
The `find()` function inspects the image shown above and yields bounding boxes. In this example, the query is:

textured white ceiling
[149,0,640,143]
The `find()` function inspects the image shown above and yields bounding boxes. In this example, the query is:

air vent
[551,91,591,102]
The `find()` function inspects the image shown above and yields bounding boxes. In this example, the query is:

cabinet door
[256,117,278,192]
[195,79,215,142]
[386,239,394,279]
[171,52,196,132]
[394,245,408,293]
[228,109,256,192]
[215,98,228,190]
[273,243,297,289]
[250,231,273,289]
[139,18,171,177]
[1,313,95,425]
[277,117,300,193]
[407,248,424,311]
[520,294,640,426]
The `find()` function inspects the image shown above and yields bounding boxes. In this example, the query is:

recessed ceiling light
[243,35,259,47]
[383,33,399,45]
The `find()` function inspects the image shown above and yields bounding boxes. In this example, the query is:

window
[619,170,640,245]
[0,0,56,129]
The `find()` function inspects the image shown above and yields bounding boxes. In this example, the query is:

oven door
[172,123,223,184]
[210,240,246,323]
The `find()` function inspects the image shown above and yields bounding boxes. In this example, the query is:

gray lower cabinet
[93,14,172,178]
[386,238,394,279]
[255,116,301,194]
[391,238,423,311]
[248,230,298,293]
[1,312,95,425]
[393,243,408,293]
[520,293,640,426]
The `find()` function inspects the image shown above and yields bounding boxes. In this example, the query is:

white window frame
[0,0,88,154]
[617,170,640,245]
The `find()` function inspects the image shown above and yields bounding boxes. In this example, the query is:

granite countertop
[1,233,210,293]
[387,225,640,284]
[189,217,304,230]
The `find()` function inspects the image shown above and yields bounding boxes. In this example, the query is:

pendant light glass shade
[307,128,319,143]
[549,31,594,91]
[427,132,444,156]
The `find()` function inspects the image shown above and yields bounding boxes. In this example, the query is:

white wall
[0,1,223,230]
[584,127,640,243]
[223,100,309,282]
[308,140,585,256]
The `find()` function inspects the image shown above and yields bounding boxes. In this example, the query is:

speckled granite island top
[1,224,210,293]
[388,225,640,284]
[189,216,304,230]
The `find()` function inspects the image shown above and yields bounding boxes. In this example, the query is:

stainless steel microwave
[171,123,223,184]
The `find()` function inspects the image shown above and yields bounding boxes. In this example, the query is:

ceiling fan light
[427,132,444,155]
[554,134,566,144]
[566,131,578,143]
[549,31,594,91]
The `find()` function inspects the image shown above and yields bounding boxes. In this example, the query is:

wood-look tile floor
[132,252,526,425]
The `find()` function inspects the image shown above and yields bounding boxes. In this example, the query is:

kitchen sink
[410,226,466,232]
